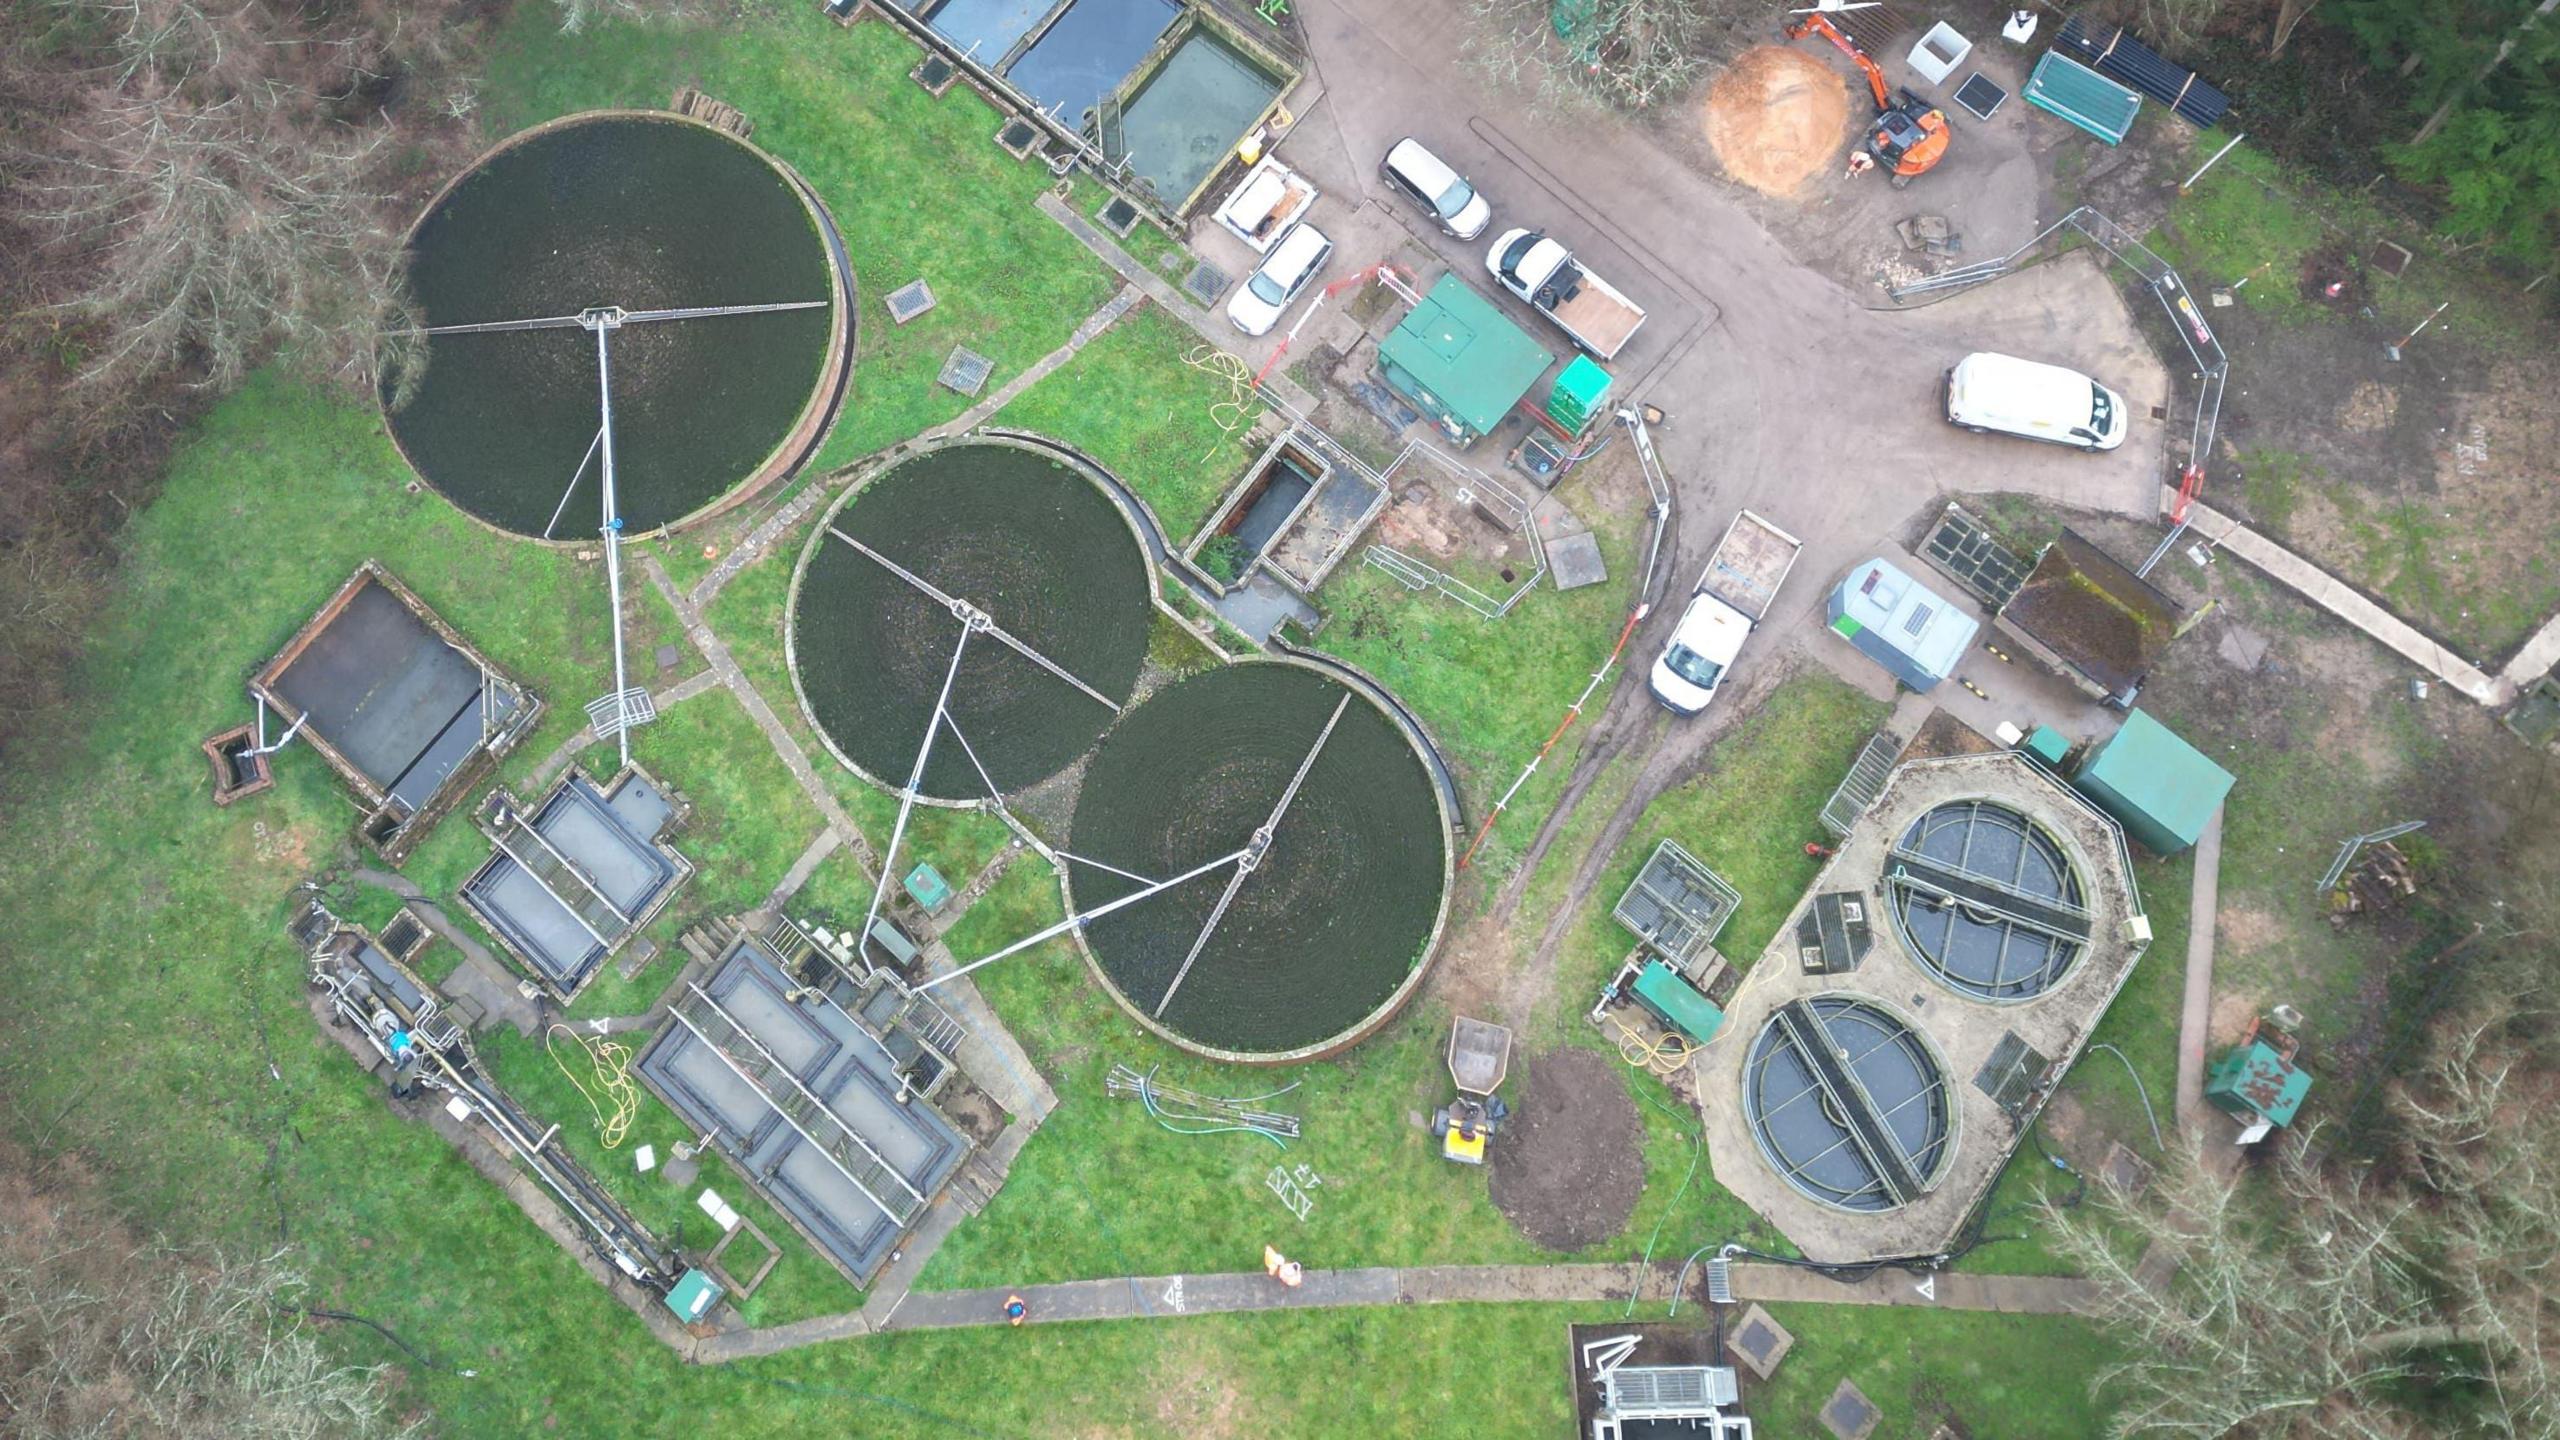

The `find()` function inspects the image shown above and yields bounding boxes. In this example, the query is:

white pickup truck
[1649,510,1803,715]
[1214,156,1319,255]
[1485,228,1647,360]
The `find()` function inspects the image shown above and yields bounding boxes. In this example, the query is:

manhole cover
[997,120,1039,157]
[1181,259,1230,307]
[1822,1379,1881,1440]
[1098,197,1142,237]
[886,279,937,325]
[2369,238,2413,277]
[912,55,954,93]
[938,345,995,396]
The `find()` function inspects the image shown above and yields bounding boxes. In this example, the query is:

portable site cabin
[2072,708,2233,855]
[1376,273,1555,445]
[1828,558,1980,693]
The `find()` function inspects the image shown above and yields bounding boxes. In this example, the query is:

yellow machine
[1433,1016,1513,1165]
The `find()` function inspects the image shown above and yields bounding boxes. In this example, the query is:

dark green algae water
[388,116,834,536]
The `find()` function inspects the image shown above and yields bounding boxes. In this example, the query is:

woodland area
[0,0,506,756]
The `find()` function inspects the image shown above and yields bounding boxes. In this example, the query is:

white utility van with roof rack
[1943,352,2129,451]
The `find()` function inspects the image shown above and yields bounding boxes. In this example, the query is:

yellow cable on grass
[1608,1014,1699,1078]
[1183,344,1263,460]
[547,1023,639,1150]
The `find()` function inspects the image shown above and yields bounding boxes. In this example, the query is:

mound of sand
[1703,46,1852,197]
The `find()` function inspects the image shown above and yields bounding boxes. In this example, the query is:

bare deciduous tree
[1464,0,1710,112]
[2046,992,2560,1438]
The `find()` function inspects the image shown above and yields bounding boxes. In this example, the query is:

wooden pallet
[671,88,752,138]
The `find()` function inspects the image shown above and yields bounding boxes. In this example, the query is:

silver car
[1226,223,1333,337]
[1380,138,1492,240]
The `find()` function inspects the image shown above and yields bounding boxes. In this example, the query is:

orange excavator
[1784,12,1951,185]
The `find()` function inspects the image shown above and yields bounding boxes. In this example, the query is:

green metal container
[2204,1038,2311,1127]
[665,1268,725,1323]
[1545,356,1613,435]
[1631,959,1724,1044]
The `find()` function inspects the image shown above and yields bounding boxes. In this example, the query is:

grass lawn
[922,863,1773,1287]
[1314,520,1640,892]
[1743,1306,2118,1437]
[1526,670,1891,1040]
[479,3,1117,470]
[992,301,1264,540]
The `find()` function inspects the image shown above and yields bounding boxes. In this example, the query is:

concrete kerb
[382,108,855,546]
[1056,650,1457,1067]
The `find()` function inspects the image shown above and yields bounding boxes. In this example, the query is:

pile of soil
[1701,47,1850,197]
[1488,1047,1643,1251]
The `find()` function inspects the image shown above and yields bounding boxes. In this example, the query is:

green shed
[1631,959,1724,1045]
[2204,1038,2312,1128]
[2073,708,2232,855]
[1377,274,1555,444]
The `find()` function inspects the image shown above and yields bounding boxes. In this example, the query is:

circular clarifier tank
[788,439,1156,801]
[1067,661,1452,1063]
[387,112,850,537]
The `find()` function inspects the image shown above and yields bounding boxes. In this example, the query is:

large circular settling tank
[389,114,846,535]
[1069,663,1448,1060]
[791,442,1154,799]
[1890,799,2086,1001]
[1744,997,1952,1212]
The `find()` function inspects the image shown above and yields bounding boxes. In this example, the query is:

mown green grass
[480,3,1116,469]
[1533,671,1891,1039]
[1314,520,1640,892]
[923,862,1774,1288]
[1743,1306,2118,1437]
[993,301,1263,540]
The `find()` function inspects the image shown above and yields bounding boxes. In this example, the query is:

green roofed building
[1377,274,1555,444]
[2073,708,2233,855]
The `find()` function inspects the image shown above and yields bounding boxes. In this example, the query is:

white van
[1944,352,2129,451]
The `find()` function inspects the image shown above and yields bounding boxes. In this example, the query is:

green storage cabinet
[2204,1039,2311,1127]
[2073,708,2233,855]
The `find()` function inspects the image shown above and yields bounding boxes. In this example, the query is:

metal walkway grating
[1819,732,1904,837]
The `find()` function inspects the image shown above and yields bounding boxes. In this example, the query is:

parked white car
[1226,224,1333,337]
[1380,138,1491,240]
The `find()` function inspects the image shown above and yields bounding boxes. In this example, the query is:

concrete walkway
[2174,807,2225,1139]
[2176,493,2511,705]
[692,1260,2094,1360]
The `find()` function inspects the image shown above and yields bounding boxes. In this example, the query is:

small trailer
[1213,156,1319,255]
[1434,1016,1514,1165]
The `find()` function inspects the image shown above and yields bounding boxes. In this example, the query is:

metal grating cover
[1181,259,1230,308]
[885,279,937,325]
[938,345,995,396]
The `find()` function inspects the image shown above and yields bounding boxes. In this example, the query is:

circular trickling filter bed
[387,113,849,537]
[1068,662,1450,1062]
[789,440,1155,800]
